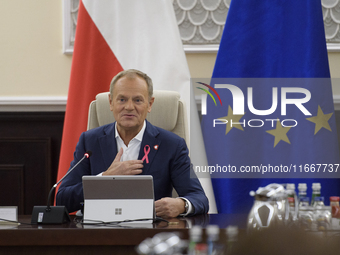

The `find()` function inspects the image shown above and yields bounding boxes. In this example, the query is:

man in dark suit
[56,69,209,217]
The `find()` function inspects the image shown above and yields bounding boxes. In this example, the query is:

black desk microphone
[31,151,92,224]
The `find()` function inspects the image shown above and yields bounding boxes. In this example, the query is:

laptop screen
[82,175,154,224]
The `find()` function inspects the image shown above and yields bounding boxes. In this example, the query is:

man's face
[109,76,154,134]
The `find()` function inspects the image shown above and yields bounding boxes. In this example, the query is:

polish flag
[57,0,217,213]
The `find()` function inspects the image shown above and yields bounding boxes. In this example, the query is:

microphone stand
[31,151,91,224]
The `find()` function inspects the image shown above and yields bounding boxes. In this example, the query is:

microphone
[31,151,92,224]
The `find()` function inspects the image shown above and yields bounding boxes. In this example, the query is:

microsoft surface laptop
[82,175,154,224]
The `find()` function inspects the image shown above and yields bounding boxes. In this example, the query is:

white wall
[0,0,71,97]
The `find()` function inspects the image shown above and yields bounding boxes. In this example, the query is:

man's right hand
[103,148,144,175]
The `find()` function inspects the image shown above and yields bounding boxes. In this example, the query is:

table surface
[0,213,248,246]
[3,213,340,255]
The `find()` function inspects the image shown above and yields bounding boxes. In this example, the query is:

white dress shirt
[102,120,193,215]
[115,121,146,161]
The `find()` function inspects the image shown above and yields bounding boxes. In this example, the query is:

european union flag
[201,0,340,214]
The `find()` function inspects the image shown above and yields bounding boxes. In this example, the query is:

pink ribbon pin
[141,145,150,163]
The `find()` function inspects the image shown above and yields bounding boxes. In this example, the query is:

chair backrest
[87,91,189,143]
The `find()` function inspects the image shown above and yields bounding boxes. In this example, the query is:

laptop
[82,175,154,225]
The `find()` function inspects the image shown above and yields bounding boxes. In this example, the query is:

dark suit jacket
[56,120,209,215]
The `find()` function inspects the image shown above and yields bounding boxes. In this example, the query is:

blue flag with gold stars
[200,0,340,214]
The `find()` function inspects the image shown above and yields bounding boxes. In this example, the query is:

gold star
[218,105,245,135]
[306,105,333,135]
[266,120,291,148]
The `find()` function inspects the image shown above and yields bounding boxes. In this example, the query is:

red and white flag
[57,0,216,212]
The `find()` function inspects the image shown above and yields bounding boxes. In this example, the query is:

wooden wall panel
[0,112,64,215]
[0,165,24,214]
[0,138,51,215]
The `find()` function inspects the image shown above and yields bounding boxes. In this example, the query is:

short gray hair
[109,69,153,100]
